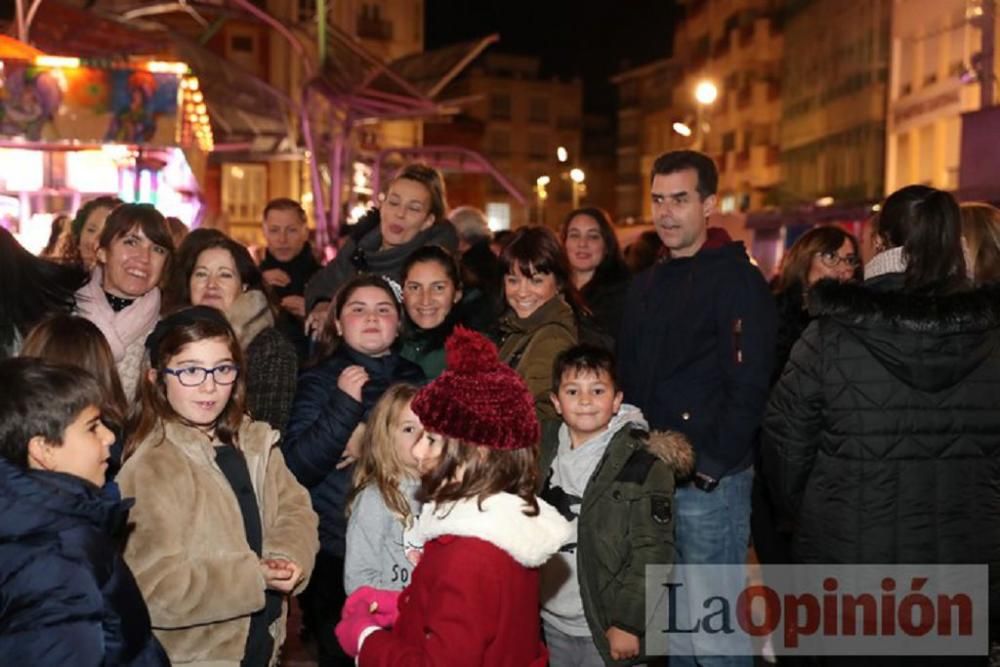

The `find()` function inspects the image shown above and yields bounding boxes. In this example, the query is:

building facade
[612,0,782,224]
[442,53,583,230]
[885,0,999,194]
[779,0,891,206]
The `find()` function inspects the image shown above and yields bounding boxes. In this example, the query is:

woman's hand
[337,365,369,402]
[260,558,303,594]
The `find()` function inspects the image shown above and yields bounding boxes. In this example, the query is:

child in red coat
[336,326,572,666]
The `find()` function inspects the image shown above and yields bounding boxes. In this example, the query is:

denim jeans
[669,466,754,667]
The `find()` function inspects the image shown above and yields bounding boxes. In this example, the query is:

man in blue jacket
[617,150,776,666]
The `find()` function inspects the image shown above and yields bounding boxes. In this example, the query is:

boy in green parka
[539,344,693,666]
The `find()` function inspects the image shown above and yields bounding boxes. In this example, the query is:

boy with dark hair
[539,344,692,666]
[0,357,167,666]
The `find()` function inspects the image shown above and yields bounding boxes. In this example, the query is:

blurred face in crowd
[403,260,462,330]
[28,404,115,487]
[335,286,400,357]
[190,247,244,313]
[564,214,606,278]
[380,178,435,249]
[551,368,623,448]
[651,168,716,258]
[79,205,115,270]
[158,337,236,428]
[98,225,169,298]
[393,399,422,473]
[263,208,308,262]
[806,238,859,286]
[504,264,559,320]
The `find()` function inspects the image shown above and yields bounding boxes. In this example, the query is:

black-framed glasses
[816,251,861,269]
[163,364,240,387]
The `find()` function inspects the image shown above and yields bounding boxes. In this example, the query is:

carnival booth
[0,36,207,252]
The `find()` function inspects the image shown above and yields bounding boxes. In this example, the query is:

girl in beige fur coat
[118,306,319,667]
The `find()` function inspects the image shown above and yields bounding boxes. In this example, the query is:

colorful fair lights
[31,55,188,75]
[695,80,719,106]
[179,76,213,152]
[34,55,80,68]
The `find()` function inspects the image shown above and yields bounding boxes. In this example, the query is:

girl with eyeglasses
[118,306,319,667]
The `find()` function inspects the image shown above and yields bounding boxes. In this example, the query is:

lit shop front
[0,50,209,252]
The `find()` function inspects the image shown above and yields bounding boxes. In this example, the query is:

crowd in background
[2,148,1000,667]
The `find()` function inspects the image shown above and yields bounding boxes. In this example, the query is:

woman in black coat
[763,186,1000,658]
[560,207,631,349]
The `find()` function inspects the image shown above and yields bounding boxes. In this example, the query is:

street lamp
[693,79,718,151]
[536,175,550,224]
[672,121,693,137]
[569,168,585,209]
[556,146,568,163]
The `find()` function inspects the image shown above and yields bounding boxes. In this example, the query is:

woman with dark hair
[0,227,87,359]
[74,204,174,402]
[770,225,861,385]
[40,213,71,259]
[753,225,860,566]
[497,226,579,420]
[561,207,631,347]
[399,245,464,379]
[763,185,1000,655]
[304,163,458,336]
[67,196,123,269]
[170,233,298,433]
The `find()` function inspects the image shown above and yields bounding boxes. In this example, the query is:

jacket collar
[407,492,572,567]
[227,289,274,348]
[501,295,574,335]
[338,343,403,377]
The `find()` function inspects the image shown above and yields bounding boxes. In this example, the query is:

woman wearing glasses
[753,225,860,566]
[770,226,861,386]
[118,306,318,667]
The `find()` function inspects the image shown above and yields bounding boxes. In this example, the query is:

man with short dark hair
[617,150,776,666]
[259,197,321,360]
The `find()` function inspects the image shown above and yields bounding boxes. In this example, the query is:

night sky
[425,0,681,116]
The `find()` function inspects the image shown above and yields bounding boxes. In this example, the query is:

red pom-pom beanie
[411,326,540,450]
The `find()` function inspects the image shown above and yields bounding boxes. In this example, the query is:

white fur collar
[406,492,572,567]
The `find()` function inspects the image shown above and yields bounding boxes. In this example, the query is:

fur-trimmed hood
[406,492,572,567]
[809,278,1000,391]
[647,430,696,479]
[227,289,274,349]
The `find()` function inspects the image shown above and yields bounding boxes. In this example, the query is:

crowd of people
[1,148,1000,667]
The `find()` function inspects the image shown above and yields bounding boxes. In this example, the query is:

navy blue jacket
[617,241,776,480]
[0,458,168,666]
[283,345,424,556]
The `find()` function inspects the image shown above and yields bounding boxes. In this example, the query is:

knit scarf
[75,266,160,362]
[864,246,907,281]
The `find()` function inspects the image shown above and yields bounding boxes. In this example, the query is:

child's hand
[605,626,640,661]
[337,365,369,402]
[260,558,303,594]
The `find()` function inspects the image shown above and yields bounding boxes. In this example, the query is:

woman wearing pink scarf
[75,204,174,402]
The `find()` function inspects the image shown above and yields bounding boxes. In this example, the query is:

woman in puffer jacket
[763,185,1000,662]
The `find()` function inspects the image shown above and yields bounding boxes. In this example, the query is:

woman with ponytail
[762,185,1000,658]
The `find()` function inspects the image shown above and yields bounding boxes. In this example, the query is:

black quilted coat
[763,275,1000,627]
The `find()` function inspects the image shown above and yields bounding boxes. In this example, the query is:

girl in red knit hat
[336,326,573,666]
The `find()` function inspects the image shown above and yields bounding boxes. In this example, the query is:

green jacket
[539,420,693,665]
[498,296,577,421]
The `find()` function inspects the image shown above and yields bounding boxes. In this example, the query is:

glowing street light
[673,122,693,137]
[569,169,586,208]
[569,168,585,183]
[536,175,551,187]
[695,80,719,106]
[556,146,568,163]
[535,175,550,224]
